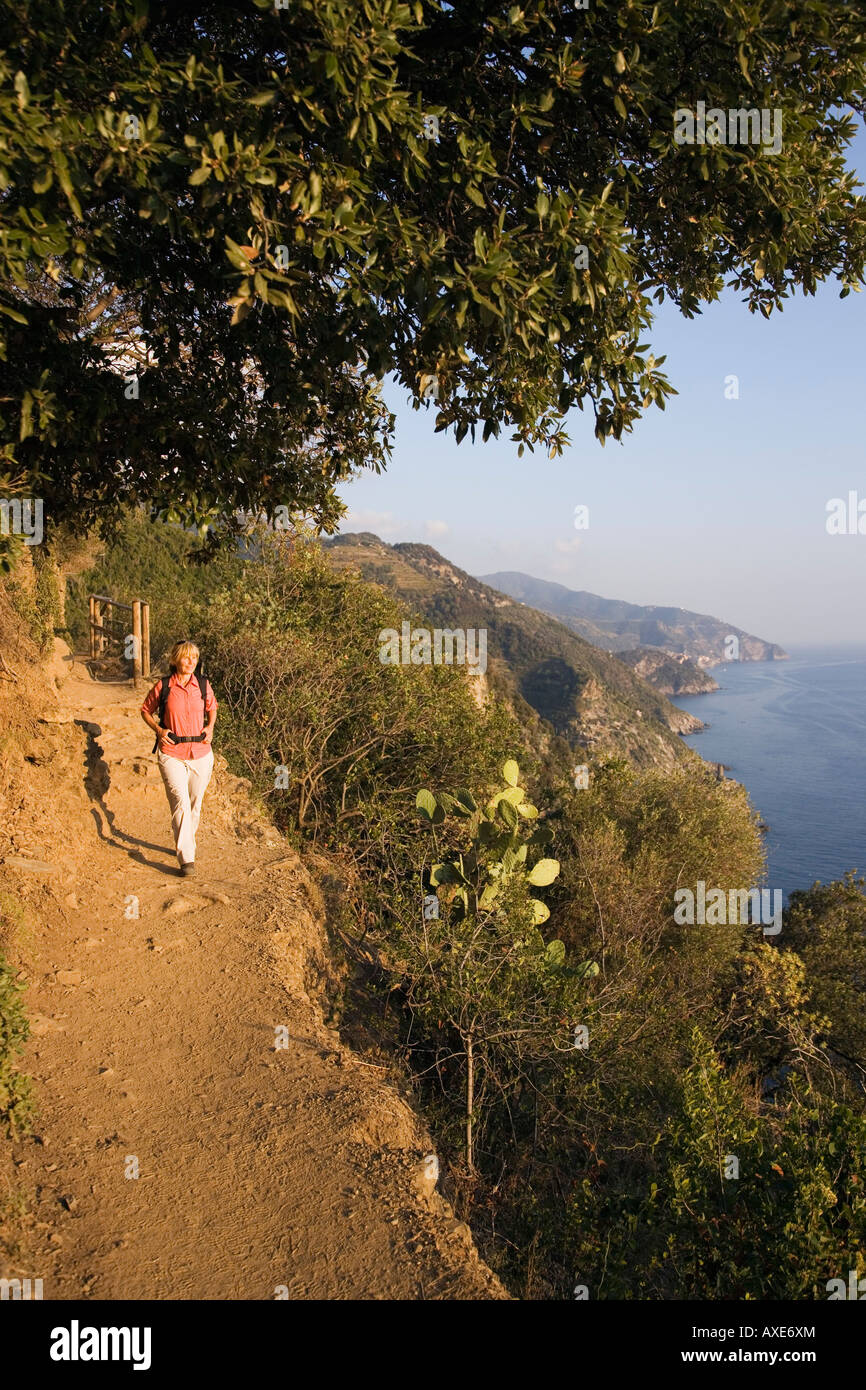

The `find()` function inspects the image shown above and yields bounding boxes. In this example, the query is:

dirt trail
[2,657,506,1299]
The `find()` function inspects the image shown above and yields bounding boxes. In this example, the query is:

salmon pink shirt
[141,673,217,760]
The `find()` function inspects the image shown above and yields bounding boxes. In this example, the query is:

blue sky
[338,126,866,651]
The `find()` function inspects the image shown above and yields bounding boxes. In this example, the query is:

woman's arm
[140,704,173,752]
[202,680,218,744]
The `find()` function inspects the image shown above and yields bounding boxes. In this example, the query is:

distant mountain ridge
[323,533,706,771]
[479,571,787,666]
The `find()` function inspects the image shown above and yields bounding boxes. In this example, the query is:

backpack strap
[193,663,210,726]
[151,675,170,753]
[194,662,206,706]
[158,675,170,728]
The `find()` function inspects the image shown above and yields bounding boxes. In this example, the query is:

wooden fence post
[141,602,150,679]
[95,598,105,656]
[132,599,143,688]
[89,595,96,660]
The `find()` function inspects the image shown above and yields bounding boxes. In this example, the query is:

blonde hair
[169,640,200,672]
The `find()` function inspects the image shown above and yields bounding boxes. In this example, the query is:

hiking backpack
[151,659,211,753]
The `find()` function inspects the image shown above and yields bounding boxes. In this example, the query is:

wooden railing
[88,594,151,686]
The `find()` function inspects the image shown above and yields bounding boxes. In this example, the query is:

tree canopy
[1,0,864,546]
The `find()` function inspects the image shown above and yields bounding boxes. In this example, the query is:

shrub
[198,531,518,887]
[396,762,591,1172]
[781,875,866,1076]
[566,1028,866,1299]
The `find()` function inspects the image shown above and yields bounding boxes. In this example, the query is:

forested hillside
[323,532,704,769]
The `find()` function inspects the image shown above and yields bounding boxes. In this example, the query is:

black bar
[0,1296,858,1377]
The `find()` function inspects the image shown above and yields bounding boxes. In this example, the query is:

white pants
[157,749,214,866]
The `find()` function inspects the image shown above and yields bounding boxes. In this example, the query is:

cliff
[616,647,719,695]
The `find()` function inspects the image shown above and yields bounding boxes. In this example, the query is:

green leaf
[478,820,503,847]
[430,861,464,885]
[502,759,519,786]
[527,858,560,886]
[53,153,82,219]
[499,786,525,807]
[225,237,256,271]
[230,297,252,324]
[416,788,437,821]
[19,391,34,441]
[453,788,477,814]
[267,288,298,313]
[479,882,501,910]
[576,960,600,979]
[546,938,566,967]
[189,166,211,185]
[531,899,550,925]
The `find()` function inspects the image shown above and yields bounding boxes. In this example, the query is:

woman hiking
[140,641,218,878]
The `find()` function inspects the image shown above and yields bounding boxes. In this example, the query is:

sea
[670,646,866,901]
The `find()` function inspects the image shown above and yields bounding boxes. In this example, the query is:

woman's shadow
[78,718,180,878]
